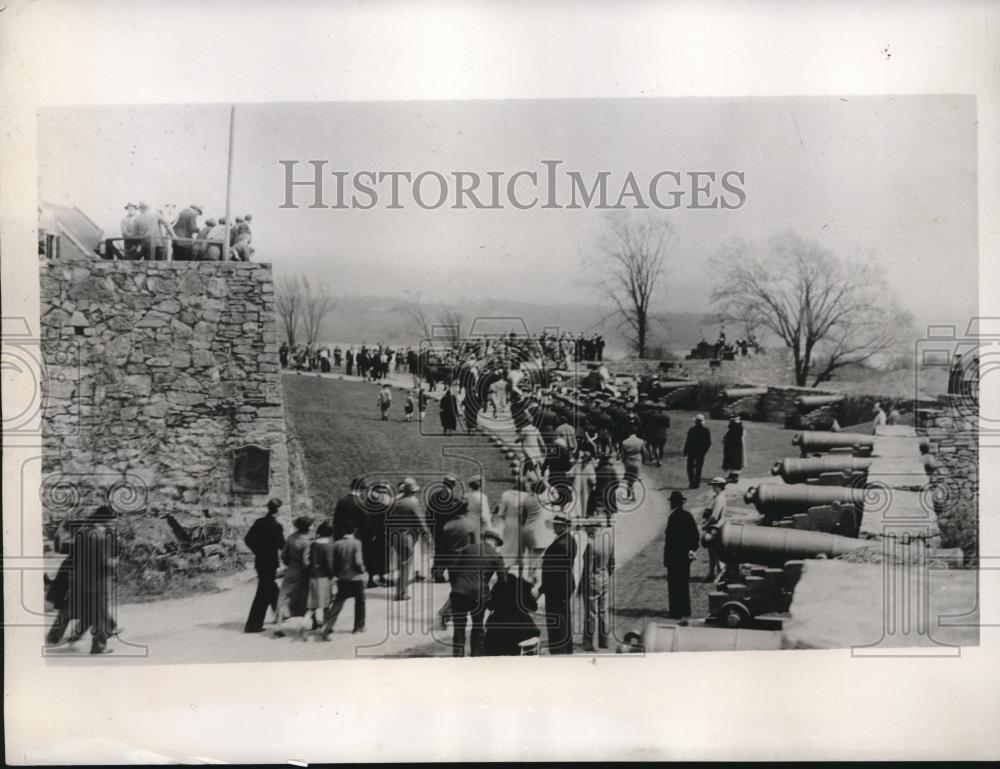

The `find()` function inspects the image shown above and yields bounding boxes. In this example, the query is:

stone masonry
[39,258,289,576]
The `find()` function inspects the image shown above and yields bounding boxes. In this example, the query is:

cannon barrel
[744,483,867,517]
[795,394,845,411]
[616,622,782,653]
[792,432,876,452]
[771,456,873,482]
[794,431,930,456]
[723,387,767,400]
[702,522,869,567]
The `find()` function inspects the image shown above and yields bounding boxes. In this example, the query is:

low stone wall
[919,394,979,559]
[40,258,289,577]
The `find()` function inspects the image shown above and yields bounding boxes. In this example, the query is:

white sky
[38,96,977,325]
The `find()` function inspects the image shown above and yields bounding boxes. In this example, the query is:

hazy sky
[38,96,978,324]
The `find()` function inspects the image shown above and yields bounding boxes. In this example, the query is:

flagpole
[223,105,235,261]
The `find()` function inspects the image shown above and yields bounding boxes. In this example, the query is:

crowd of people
[117,201,255,262]
[689,328,759,360]
[239,342,751,656]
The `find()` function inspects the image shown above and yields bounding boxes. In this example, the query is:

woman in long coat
[439,388,459,434]
[277,516,312,621]
[722,416,746,483]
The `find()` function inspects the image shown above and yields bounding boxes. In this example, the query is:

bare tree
[436,306,464,351]
[301,278,335,346]
[587,212,674,358]
[710,231,913,387]
[276,274,303,347]
[395,290,433,340]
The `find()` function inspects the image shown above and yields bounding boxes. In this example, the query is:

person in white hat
[389,478,428,600]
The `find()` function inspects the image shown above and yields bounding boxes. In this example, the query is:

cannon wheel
[718,601,751,629]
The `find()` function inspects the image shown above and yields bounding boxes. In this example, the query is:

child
[418,386,428,422]
[377,382,392,421]
[404,390,415,422]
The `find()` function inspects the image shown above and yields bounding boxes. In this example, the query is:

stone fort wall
[39,258,289,576]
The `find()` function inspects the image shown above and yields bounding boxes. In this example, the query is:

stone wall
[39,258,289,578]
[918,394,979,559]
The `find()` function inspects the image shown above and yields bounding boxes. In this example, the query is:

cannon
[616,621,782,653]
[772,455,936,484]
[795,394,845,411]
[722,387,767,400]
[744,483,867,521]
[792,431,930,456]
[792,431,876,454]
[771,456,873,483]
[702,522,870,568]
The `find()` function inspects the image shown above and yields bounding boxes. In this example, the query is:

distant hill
[310,295,714,358]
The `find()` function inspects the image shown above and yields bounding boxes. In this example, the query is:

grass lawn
[282,373,513,514]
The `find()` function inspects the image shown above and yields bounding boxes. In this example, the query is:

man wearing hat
[244,498,285,633]
[704,478,729,581]
[538,512,578,654]
[683,414,712,489]
[429,474,465,583]
[388,478,430,600]
[663,491,699,619]
[120,203,139,258]
[172,203,202,261]
[581,519,615,651]
[132,201,175,261]
[333,476,370,543]
[440,527,506,656]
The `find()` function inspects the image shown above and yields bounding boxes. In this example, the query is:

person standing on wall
[244,498,285,633]
[663,491,699,619]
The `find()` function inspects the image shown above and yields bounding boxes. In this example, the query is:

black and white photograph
[32,96,981,663]
[3,0,998,763]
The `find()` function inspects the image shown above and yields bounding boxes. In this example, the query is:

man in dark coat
[440,529,506,656]
[428,475,466,582]
[485,571,540,656]
[244,498,286,633]
[171,203,202,260]
[538,513,577,654]
[645,406,672,467]
[333,477,369,541]
[663,491,700,619]
[683,414,712,489]
[48,506,119,653]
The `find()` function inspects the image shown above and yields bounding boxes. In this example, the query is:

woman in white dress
[520,480,555,583]
[494,478,528,567]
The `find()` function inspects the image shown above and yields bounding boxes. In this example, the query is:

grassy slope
[283,373,798,648]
